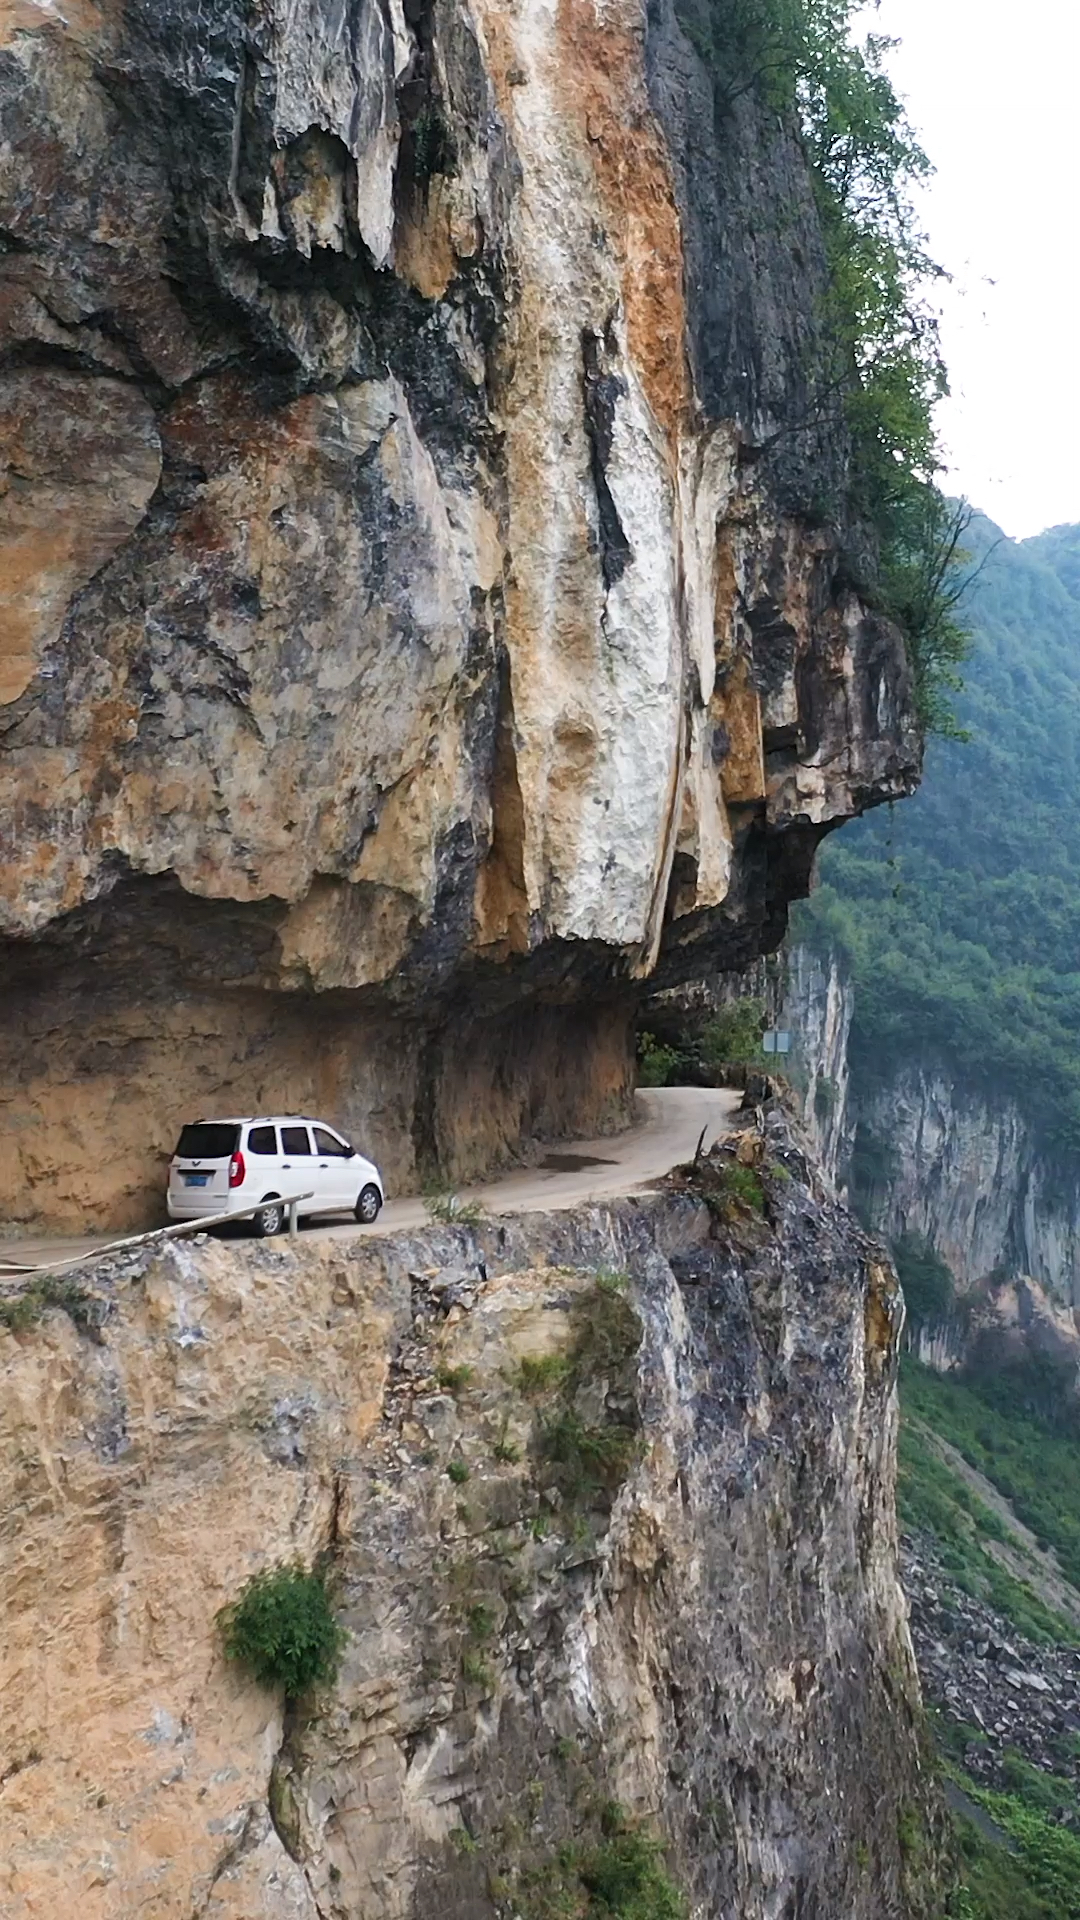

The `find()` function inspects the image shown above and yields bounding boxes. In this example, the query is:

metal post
[288,1199,298,1240]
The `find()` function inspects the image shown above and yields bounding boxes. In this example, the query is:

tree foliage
[636,1032,686,1088]
[700,997,765,1067]
[679,0,969,730]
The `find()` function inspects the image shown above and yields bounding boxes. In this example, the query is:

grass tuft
[516,1353,572,1396]
[0,1275,98,1335]
[425,1191,487,1226]
[436,1363,475,1394]
[538,1411,639,1503]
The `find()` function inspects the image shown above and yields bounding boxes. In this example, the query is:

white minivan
[166,1116,384,1237]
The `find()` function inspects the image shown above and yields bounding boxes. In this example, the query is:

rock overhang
[0,0,920,1227]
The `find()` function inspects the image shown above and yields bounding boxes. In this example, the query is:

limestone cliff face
[778,943,852,1192]
[0,0,919,1229]
[0,1119,943,1919]
[781,944,1080,1374]
[852,1072,1080,1310]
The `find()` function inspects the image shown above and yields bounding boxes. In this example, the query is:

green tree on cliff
[679,0,970,732]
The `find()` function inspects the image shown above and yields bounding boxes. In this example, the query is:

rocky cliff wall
[0,1116,944,1919]
[853,1071,1080,1311]
[0,0,919,1229]
[778,943,853,1191]
[781,946,1080,1379]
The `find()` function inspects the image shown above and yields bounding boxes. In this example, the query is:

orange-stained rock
[0,0,920,1229]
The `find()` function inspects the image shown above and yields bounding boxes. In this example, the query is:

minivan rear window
[175,1123,240,1160]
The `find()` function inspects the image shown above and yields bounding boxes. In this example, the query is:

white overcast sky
[853,0,1080,539]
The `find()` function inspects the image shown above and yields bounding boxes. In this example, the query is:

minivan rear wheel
[355,1184,382,1224]
[253,1199,284,1238]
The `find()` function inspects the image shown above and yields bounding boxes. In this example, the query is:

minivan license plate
[184,1173,210,1187]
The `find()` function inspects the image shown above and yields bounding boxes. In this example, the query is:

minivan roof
[191,1116,343,1127]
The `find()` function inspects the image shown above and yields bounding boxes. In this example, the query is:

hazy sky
[854,0,1080,540]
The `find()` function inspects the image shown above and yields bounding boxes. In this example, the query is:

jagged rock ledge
[0,1108,945,1918]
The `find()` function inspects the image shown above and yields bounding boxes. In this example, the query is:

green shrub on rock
[579,1820,685,1920]
[636,1033,685,1088]
[512,1804,686,1920]
[538,1410,639,1502]
[700,998,765,1068]
[218,1560,344,1697]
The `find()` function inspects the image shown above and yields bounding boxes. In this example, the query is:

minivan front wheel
[355,1184,382,1225]
[253,1199,285,1238]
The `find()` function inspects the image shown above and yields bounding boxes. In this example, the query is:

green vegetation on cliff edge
[796,518,1080,1157]
[679,0,968,730]
[218,1560,344,1697]
[901,1361,1080,1915]
[903,1361,1080,1599]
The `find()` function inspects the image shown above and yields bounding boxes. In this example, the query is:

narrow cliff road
[0,1087,742,1273]
[317,1085,742,1244]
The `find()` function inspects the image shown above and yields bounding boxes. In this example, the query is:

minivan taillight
[229,1151,245,1188]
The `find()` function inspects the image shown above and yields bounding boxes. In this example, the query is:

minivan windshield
[174,1123,240,1160]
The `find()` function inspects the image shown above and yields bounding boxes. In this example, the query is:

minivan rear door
[279,1124,317,1211]
[172,1122,240,1198]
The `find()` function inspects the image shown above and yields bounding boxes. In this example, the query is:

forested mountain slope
[802,517,1080,1157]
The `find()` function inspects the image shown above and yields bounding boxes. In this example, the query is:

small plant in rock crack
[492,1424,522,1464]
[424,1189,487,1226]
[217,1561,344,1698]
[465,1601,496,1641]
[538,1410,639,1503]
[717,1163,766,1215]
[461,1648,495,1691]
[436,1363,474,1394]
[514,1353,571,1396]
[595,1267,630,1296]
[0,1274,98,1335]
[447,1458,470,1485]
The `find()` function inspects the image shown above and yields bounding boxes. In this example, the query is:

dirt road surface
[0,1086,742,1274]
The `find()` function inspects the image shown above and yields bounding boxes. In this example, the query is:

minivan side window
[248,1125,277,1156]
[280,1126,313,1156]
[314,1127,350,1157]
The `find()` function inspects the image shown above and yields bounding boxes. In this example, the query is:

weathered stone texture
[780,943,1080,1379]
[0,0,920,1227]
[0,1125,943,1918]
